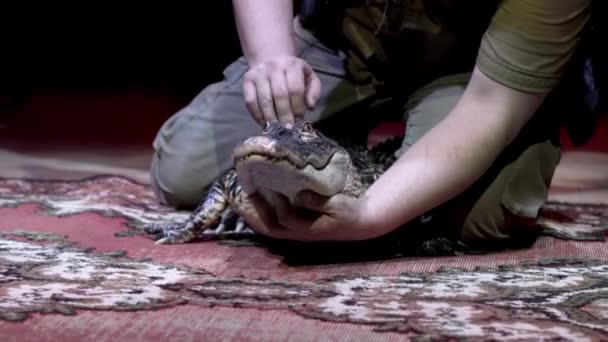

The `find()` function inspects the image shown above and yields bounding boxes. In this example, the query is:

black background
[1,3,246,99]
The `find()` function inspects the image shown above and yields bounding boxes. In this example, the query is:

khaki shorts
[150,17,562,251]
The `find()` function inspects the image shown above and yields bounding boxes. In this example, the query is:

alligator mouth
[232,136,335,170]
[234,153,302,169]
[234,152,350,199]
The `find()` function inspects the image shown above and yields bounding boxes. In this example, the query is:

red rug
[1,175,608,341]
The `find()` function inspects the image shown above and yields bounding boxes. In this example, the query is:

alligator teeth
[235,154,301,168]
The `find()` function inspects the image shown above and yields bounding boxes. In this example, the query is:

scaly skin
[147,121,400,244]
[145,170,247,244]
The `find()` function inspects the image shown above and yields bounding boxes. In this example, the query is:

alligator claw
[214,223,227,234]
[154,237,169,245]
[152,228,198,245]
[145,220,200,244]
[235,217,247,232]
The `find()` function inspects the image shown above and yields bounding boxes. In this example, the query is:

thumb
[294,190,331,212]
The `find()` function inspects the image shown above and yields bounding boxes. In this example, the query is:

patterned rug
[1,175,608,341]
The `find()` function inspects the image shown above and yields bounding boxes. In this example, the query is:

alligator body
[146,121,402,245]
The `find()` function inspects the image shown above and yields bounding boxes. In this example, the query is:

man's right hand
[242,56,321,127]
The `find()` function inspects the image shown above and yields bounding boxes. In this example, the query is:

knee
[149,151,214,209]
[456,205,543,251]
[448,140,561,251]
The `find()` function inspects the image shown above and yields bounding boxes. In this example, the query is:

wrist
[233,0,296,69]
[354,195,396,240]
[248,52,296,68]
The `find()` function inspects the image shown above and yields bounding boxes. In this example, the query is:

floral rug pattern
[0,230,607,340]
[2,175,608,340]
[1,175,606,241]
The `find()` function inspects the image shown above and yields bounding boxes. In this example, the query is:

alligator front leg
[146,170,240,244]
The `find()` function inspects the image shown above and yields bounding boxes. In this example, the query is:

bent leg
[396,73,562,251]
[150,18,377,209]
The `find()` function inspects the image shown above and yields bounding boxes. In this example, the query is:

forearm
[232,0,295,66]
[362,67,548,236]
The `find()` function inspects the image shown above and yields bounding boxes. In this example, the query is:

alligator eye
[302,121,313,133]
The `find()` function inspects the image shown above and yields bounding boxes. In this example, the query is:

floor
[1,84,607,203]
[1,84,608,342]
[0,84,181,183]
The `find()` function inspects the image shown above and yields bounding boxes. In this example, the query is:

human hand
[235,190,382,242]
[242,56,321,127]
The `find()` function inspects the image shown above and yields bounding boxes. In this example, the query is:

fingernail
[285,122,293,129]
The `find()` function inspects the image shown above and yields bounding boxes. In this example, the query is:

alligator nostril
[302,121,312,133]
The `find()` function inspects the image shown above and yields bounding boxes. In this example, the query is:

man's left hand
[235,190,380,242]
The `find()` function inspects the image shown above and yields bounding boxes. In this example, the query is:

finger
[254,78,278,123]
[274,214,343,241]
[293,190,331,212]
[259,194,340,241]
[302,64,322,110]
[243,80,264,124]
[285,66,307,120]
[240,193,283,236]
[241,192,345,242]
[272,191,359,242]
[271,192,317,231]
[246,192,317,238]
[270,71,294,128]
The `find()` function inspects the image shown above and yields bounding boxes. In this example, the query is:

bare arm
[360,0,592,236]
[232,0,295,65]
[361,66,547,237]
[232,0,321,126]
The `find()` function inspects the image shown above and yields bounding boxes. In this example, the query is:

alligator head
[232,121,363,205]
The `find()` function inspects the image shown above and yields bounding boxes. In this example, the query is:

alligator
[145,120,404,245]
